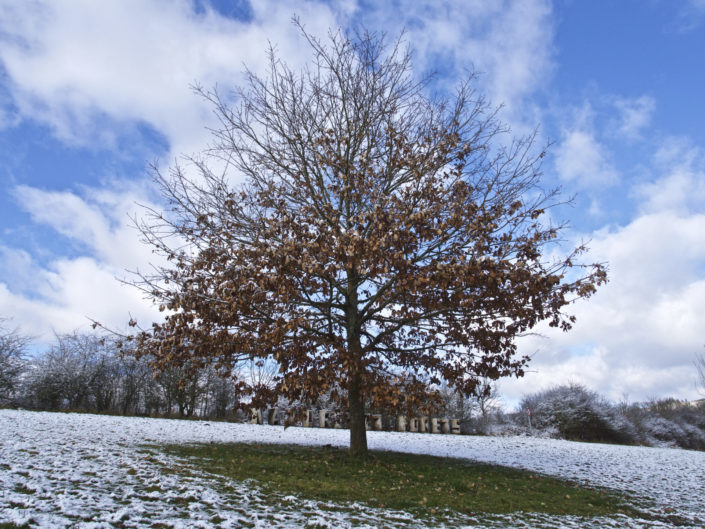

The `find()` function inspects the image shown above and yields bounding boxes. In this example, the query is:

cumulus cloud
[0,0,338,156]
[550,100,619,190]
[635,138,705,214]
[0,247,39,297]
[0,253,162,342]
[501,205,705,405]
[0,0,555,153]
[14,183,158,268]
[1,181,169,340]
[554,128,618,187]
[500,125,705,406]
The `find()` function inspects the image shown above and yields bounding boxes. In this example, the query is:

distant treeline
[1,326,704,450]
[0,331,242,420]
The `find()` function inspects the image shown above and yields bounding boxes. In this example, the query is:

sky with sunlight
[1,0,704,406]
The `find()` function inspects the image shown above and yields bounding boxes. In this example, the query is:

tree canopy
[129,23,606,455]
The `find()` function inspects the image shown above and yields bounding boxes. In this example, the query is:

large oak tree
[130,24,606,456]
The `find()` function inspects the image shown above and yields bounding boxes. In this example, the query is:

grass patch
[11,484,35,495]
[161,442,639,519]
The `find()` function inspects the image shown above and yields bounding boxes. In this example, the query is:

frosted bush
[520,384,632,443]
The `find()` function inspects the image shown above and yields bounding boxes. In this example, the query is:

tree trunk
[346,267,368,457]
[348,370,368,457]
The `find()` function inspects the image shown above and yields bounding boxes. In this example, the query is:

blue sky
[1,0,704,405]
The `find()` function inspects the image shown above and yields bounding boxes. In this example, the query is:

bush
[641,399,705,450]
[514,387,705,450]
[520,383,635,444]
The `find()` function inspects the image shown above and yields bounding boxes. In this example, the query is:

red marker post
[526,407,533,435]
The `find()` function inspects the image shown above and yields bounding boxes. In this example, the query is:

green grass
[161,442,640,520]
[11,484,35,495]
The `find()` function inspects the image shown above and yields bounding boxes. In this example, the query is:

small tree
[129,23,606,456]
[154,365,204,417]
[114,353,152,415]
[25,333,115,411]
[696,352,705,397]
[0,319,30,406]
[472,378,501,432]
[439,376,499,432]
[201,368,239,419]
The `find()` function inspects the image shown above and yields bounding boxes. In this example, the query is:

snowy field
[0,410,703,528]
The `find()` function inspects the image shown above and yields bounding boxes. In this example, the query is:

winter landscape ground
[0,409,703,528]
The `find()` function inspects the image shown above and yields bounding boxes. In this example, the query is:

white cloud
[636,167,705,215]
[0,0,339,156]
[634,137,705,215]
[501,209,705,405]
[0,254,161,343]
[13,182,158,270]
[502,350,697,406]
[554,128,618,187]
[612,95,655,140]
[348,0,554,131]
[478,0,554,120]
[500,137,705,405]
[0,0,555,153]
[15,187,111,251]
[2,182,169,341]
[0,247,39,296]
[550,94,655,192]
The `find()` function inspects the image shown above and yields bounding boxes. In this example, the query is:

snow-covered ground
[0,410,703,528]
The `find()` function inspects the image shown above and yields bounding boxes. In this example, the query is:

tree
[471,377,502,432]
[113,352,153,415]
[129,23,606,456]
[155,364,205,417]
[696,352,705,397]
[439,376,499,432]
[25,332,114,411]
[0,319,30,406]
